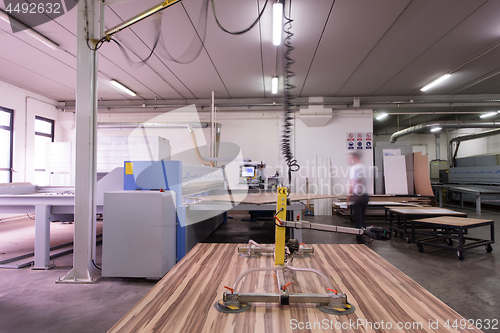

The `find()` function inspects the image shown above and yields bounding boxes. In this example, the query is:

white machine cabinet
[102,191,176,279]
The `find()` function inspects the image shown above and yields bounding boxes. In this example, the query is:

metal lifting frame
[238,219,387,258]
[214,187,356,315]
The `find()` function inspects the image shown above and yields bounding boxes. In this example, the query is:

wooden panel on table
[414,216,493,226]
[414,152,434,196]
[196,193,434,206]
[390,207,467,216]
[194,193,343,205]
[109,244,482,333]
[383,155,409,195]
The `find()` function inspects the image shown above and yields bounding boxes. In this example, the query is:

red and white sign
[347,132,373,150]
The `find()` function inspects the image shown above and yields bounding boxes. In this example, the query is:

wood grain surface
[414,152,434,196]
[413,216,494,227]
[195,193,343,204]
[389,207,467,216]
[108,244,482,333]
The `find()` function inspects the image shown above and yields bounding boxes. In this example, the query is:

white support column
[59,0,100,283]
[33,204,53,270]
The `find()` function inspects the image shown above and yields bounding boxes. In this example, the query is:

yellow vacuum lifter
[214,187,390,314]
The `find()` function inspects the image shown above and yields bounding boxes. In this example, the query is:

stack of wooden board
[333,201,421,216]
[194,192,343,204]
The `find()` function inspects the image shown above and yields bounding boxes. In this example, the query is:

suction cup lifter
[215,187,390,316]
[364,226,392,241]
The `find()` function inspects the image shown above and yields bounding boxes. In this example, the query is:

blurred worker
[347,151,369,244]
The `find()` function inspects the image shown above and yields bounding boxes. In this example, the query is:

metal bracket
[214,292,251,313]
[237,245,314,258]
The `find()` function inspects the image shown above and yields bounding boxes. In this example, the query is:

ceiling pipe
[435,134,441,161]
[390,121,500,143]
[97,122,212,129]
[59,101,500,110]
[449,128,500,167]
[57,95,500,111]
[187,124,213,167]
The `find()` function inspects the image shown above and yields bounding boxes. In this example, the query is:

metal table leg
[404,216,411,243]
[491,223,495,243]
[476,195,481,214]
[412,220,416,243]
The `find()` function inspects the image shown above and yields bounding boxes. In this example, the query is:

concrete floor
[0,203,498,333]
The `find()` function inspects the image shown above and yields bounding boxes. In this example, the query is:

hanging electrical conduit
[97,122,220,167]
[231,262,334,292]
[232,239,335,292]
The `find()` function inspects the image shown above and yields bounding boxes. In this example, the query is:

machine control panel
[239,162,266,189]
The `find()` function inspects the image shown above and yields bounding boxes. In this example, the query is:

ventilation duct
[449,128,500,166]
[390,121,500,142]
[97,122,221,166]
[298,97,333,127]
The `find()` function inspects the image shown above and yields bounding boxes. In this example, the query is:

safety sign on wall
[346,132,373,150]
[365,132,372,150]
[346,132,355,150]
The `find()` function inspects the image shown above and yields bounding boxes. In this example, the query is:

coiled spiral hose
[281,0,300,186]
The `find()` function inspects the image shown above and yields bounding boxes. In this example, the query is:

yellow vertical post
[275,187,287,266]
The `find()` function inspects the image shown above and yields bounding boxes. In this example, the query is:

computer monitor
[241,166,255,177]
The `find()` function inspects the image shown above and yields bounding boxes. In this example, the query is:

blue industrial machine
[122,160,226,261]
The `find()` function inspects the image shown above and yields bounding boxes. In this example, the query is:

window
[34,116,54,185]
[0,107,14,183]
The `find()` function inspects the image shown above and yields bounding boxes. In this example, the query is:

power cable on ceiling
[211,0,269,35]
[111,36,159,67]
[102,0,210,66]
[109,0,268,65]
[155,1,210,64]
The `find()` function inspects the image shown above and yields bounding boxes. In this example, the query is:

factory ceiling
[2,0,500,133]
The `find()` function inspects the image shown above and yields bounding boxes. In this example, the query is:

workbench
[412,216,494,260]
[192,192,342,204]
[0,191,93,269]
[432,184,500,214]
[385,207,467,243]
[0,170,123,270]
[108,243,482,333]
[332,201,421,217]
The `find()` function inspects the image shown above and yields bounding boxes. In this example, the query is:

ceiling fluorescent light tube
[420,74,451,92]
[0,9,59,50]
[376,113,388,120]
[110,80,136,96]
[273,2,283,46]
[24,29,59,50]
[271,77,278,94]
[430,127,442,132]
[480,112,498,118]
